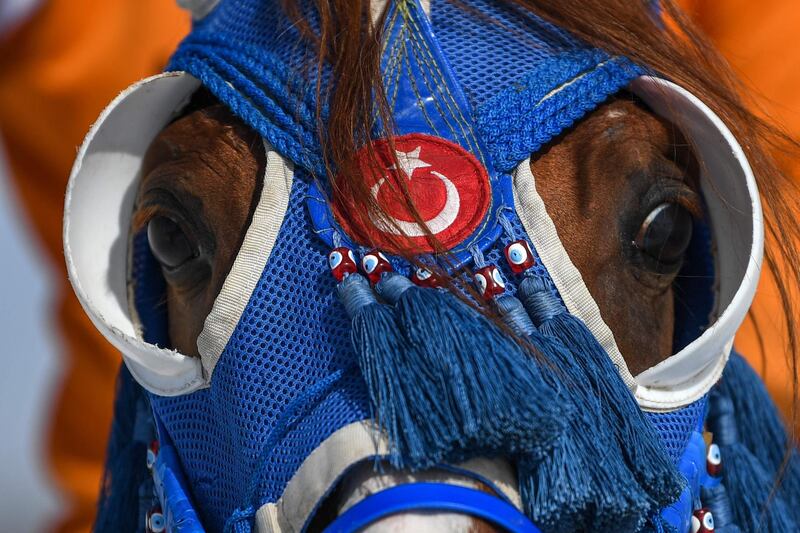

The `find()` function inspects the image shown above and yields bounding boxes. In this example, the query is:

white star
[390,146,431,178]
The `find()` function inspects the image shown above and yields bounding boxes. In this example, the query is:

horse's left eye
[634,203,693,266]
[147,215,198,269]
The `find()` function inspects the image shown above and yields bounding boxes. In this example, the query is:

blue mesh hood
[168,0,641,176]
[147,1,663,529]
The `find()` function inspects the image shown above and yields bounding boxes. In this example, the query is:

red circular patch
[332,133,491,254]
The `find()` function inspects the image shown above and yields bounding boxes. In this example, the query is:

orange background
[0,2,189,530]
[0,1,797,531]
[678,0,800,420]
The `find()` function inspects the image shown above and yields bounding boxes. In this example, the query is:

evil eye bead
[329,247,358,282]
[706,443,722,477]
[703,512,715,531]
[692,508,714,533]
[474,265,505,299]
[475,272,488,294]
[492,267,505,288]
[146,506,166,533]
[146,440,159,471]
[361,250,393,285]
[411,267,442,288]
[504,240,535,274]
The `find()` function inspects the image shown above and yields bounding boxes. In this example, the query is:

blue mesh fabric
[167,0,640,177]
[646,396,708,465]
[431,0,591,109]
[149,175,371,530]
[143,178,559,530]
[136,1,699,529]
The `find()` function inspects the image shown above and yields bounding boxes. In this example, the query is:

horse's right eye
[147,215,198,269]
[633,202,693,267]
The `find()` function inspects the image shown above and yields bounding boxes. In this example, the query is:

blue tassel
[701,484,742,532]
[707,389,797,531]
[94,364,151,533]
[338,273,426,461]
[493,292,649,532]
[516,436,599,532]
[516,275,684,530]
[715,353,800,517]
[495,295,595,530]
[373,272,572,467]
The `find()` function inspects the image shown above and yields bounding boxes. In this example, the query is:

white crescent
[369,170,461,237]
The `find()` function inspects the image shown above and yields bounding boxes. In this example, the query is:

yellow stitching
[406,10,487,163]
[403,47,445,136]
[407,26,477,152]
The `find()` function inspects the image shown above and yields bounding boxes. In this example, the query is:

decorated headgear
[63,1,798,532]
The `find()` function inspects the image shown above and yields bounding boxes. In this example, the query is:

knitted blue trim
[169,41,326,177]
[169,31,640,178]
[477,52,642,172]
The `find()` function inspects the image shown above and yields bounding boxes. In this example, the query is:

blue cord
[324,482,541,533]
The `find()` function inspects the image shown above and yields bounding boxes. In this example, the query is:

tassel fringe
[707,389,798,531]
[340,267,686,532]
[516,275,684,531]
[715,354,800,516]
[341,272,573,469]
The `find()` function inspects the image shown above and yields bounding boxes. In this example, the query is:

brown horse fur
[133,104,265,355]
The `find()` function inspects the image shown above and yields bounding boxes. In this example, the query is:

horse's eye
[147,215,197,269]
[634,203,693,265]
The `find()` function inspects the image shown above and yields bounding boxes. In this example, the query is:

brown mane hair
[283,0,800,438]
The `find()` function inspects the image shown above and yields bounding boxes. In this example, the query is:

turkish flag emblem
[333,133,491,254]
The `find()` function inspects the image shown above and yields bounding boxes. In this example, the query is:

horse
[62,0,800,531]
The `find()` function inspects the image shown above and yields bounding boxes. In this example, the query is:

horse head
[62,1,795,532]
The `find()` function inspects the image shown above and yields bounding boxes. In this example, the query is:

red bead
[474,265,506,299]
[146,506,166,533]
[691,508,714,533]
[361,250,393,285]
[146,440,159,470]
[411,267,443,288]
[504,240,536,274]
[329,247,358,282]
[706,443,722,477]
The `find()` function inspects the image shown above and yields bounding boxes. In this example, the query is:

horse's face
[135,104,265,354]
[136,97,698,375]
[534,98,699,374]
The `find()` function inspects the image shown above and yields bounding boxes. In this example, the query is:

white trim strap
[197,141,294,379]
[255,421,522,532]
[512,161,636,390]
